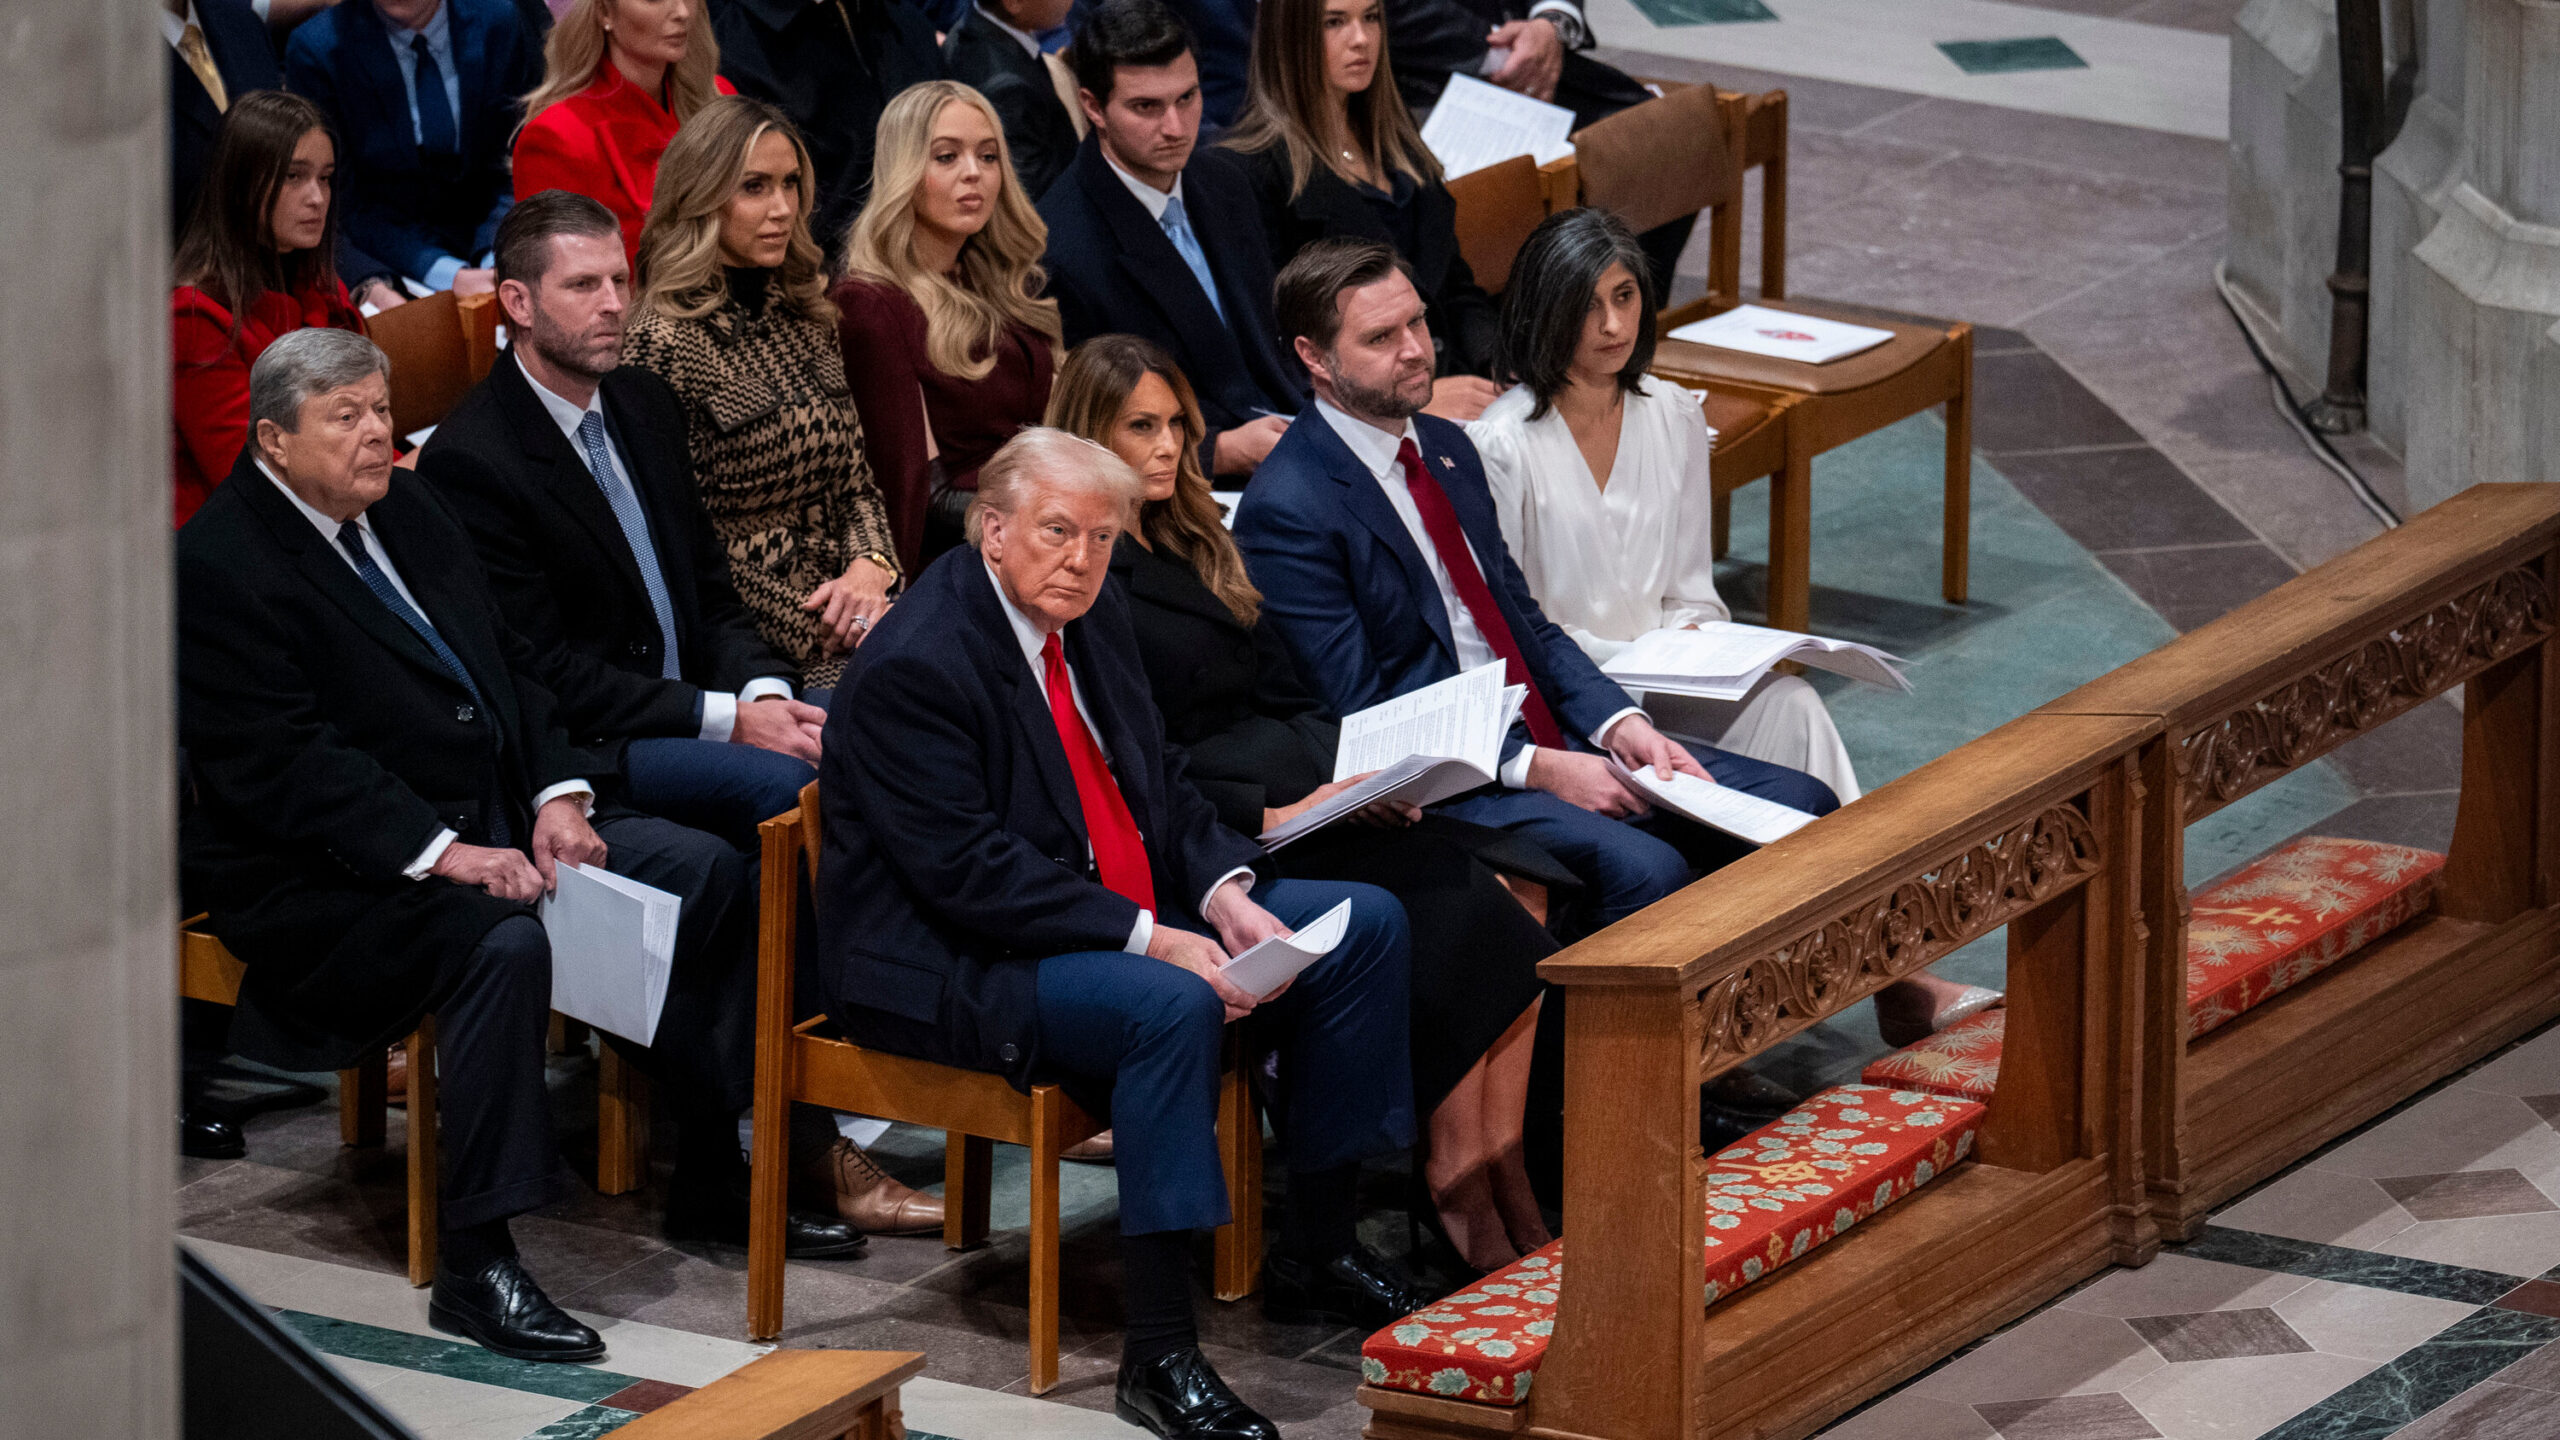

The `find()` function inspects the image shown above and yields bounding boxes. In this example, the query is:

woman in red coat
[513,0,733,271]
[171,90,367,528]
[833,81,1061,570]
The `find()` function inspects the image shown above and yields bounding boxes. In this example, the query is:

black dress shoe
[663,1179,869,1259]
[1114,1347,1280,1440]
[180,1109,244,1160]
[1262,1245,1437,1329]
[1704,1068,1803,1121]
[429,1256,606,1363]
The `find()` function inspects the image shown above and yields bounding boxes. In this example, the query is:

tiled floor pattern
[1815,1025,2560,1440]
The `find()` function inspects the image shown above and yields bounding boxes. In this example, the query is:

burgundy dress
[829,274,1056,572]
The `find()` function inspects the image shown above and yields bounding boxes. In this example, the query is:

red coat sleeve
[832,278,935,573]
[171,289,251,505]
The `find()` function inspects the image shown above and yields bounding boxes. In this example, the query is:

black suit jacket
[179,451,602,1067]
[283,0,538,286]
[170,0,281,242]
[816,548,1264,1090]
[943,9,1078,204]
[715,0,946,256]
[1038,137,1308,471]
[419,355,797,760]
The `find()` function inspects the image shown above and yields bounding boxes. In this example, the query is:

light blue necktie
[334,520,510,847]
[575,411,683,679]
[1159,195,1228,328]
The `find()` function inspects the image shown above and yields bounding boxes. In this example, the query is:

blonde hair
[842,81,1062,382]
[522,0,724,126]
[1221,0,1437,200]
[634,97,835,324]
[1046,336,1260,626]
[966,427,1145,546]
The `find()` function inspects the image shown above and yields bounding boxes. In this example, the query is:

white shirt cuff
[532,781,596,816]
[1200,867,1256,915]
[740,676,795,704]
[1594,707,1646,750]
[1477,49,1505,75]
[1125,908,1154,954]
[405,828,460,880]
[699,691,737,742]
[1500,745,1537,789]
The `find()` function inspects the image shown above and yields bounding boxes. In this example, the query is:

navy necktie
[335,520,509,847]
[410,35,457,155]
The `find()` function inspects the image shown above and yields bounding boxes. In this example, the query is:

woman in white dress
[1470,208,1993,1043]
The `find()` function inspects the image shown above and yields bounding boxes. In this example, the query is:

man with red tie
[1238,238,1840,939]
[814,428,1427,1440]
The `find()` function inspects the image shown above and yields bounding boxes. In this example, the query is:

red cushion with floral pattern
[1359,1085,1985,1407]
[2184,836,2444,1038]
[1859,1007,2005,1101]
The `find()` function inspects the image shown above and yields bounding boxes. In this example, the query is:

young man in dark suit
[817,429,1430,1440]
[178,330,863,1364]
[283,0,539,297]
[1036,0,1302,480]
[944,0,1082,203]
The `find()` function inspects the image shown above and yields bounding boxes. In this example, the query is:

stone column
[2367,0,2467,456]
[2404,0,2560,506]
[0,2,179,1437]
[2226,0,2342,391]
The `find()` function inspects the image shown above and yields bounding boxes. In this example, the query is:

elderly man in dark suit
[1037,0,1303,481]
[179,330,865,1364]
[817,428,1427,1440]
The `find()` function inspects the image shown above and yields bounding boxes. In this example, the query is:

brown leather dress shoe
[385,1044,408,1108]
[801,1137,944,1236]
[1062,1130,1115,1164]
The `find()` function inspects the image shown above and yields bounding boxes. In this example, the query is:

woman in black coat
[1221,0,1504,411]
[1055,335,1559,1272]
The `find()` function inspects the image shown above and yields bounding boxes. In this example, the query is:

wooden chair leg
[1028,1091,1063,1395]
[596,1046,650,1196]
[341,1050,386,1148]
[745,1071,790,1343]
[1768,436,1814,634]
[405,1019,438,1287]
[1942,328,1974,606]
[1760,103,1787,301]
[1211,1057,1263,1302]
[1711,486,1733,560]
[945,1133,993,1251]
[548,1013,591,1056]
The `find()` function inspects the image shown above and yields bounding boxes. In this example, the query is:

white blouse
[1469,379,1727,664]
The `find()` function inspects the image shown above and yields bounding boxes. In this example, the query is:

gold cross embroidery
[2195,904,2302,926]
[1719,1160,1825,1184]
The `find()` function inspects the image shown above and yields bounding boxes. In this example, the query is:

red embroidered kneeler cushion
[1359,1085,1985,1406]
[1860,1007,2005,1101]
[2184,836,2445,1038]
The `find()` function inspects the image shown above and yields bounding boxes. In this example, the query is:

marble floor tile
[594,1378,690,1413]
[1973,352,2149,455]
[2284,794,2461,859]
[1817,1392,2002,1440]
[2311,698,2465,799]
[1999,445,2259,553]
[519,1403,642,1439]
[2094,543,2300,633]
[2124,1308,2313,1363]
[2211,1170,2414,1252]
[2177,1228,2521,1306]
[2269,1278,2479,1364]
[2117,0,2247,32]
[1588,48,1933,134]
[1838,95,2226,190]
[2486,1337,2560,1393]
[1938,37,2092,76]
[1975,1392,2162,1439]
[279,1311,635,1404]
[899,1374,1152,1440]
[2314,1308,2560,1424]
[2368,1210,2560,1281]
[2060,1254,2312,1319]
[2253,1401,2403,1439]
[2298,1087,2560,1191]
[2389,1379,2560,1439]
[2117,1350,2377,1440]
[323,1356,587,1440]
[2375,1169,2560,1223]
[2458,1027,2560,1101]
[2494,1281,2560,1320]
[1910,1308,2166,1403]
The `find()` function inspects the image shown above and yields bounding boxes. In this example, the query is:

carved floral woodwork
[1698,801,2103,1075]
[2181,563,2552,816]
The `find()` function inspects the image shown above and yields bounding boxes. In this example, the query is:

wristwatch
[859,550,903,588]
[1533,5,1589,50]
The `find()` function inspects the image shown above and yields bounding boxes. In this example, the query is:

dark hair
[1221,0,1436,200]
[1066,0,1195,109]
[172,90,350,337]
[1274,236,1412,351]
[495,189,623,289]
[1500,208,1659,419]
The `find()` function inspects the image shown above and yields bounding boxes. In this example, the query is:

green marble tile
[2181,1227,2523,1305]
[520,1405,641,1438]
[1626,0,1777,25]
[2256,1403,2405,1440]
[2316,1308,2560,1423]
[278,1311,638,1404]
[1937,37,2090,75]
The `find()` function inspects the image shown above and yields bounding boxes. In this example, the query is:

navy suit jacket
[171,0,281,244]
[816,548,1264,1091]
[284,0,536,286]
[1037,136,1307,470]
[1232,410,1637,770]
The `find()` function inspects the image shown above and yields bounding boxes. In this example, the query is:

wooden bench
[2036,481,2560,1239]
[367,289,501,439]
[609,1349,923,1440]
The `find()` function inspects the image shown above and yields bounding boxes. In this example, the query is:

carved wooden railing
[2040,482,2560,1235]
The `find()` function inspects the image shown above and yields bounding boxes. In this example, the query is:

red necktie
[1041,632,1156,911]
[1395,439,1568,750]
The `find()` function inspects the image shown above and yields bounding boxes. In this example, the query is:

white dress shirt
[1100,141,1185,224]
[1313,398,1641,787]
[257,460,592,878]
[984,560,1253,955]
[520,355,794,741]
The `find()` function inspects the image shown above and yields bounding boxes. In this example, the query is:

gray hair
[967,427,1146,546]
[248,327,392,435]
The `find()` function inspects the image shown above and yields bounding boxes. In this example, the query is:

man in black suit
[944,0,1081,203]
[1037,0,1303,480]
[180,331,864,1362]
[283,0,540,297]
[817,429,1428,1440]
[714,0,946,254]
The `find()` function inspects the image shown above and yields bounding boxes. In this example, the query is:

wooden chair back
[1568,79,1740,237]
[368,290,501,438]
[1446,154,1548,295]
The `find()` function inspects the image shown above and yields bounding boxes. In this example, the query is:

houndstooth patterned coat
[622,284,896,690]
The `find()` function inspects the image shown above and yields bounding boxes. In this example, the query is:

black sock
[788,1103,841,1157]
[440,1218,516,1275]
[1119,1230,1199,1370]
[672,1109,744,1196]
[1283,1164,1361,1264]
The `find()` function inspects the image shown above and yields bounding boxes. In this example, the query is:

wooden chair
[1445,154,1549,295]
[366,289,502,438]
[179,917,647,1286]
[610,1349,924,1440]
[1560,84,1973,634]
[1629,80,1789,306]
[747,783,1265,1393]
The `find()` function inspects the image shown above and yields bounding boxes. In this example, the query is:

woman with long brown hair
[1057,334,1567,1274]
[834,80,1063,569]
[621,97,903,700]
[1222,0,1503,417]
[513,0,734,270]
[171,89,368,528]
